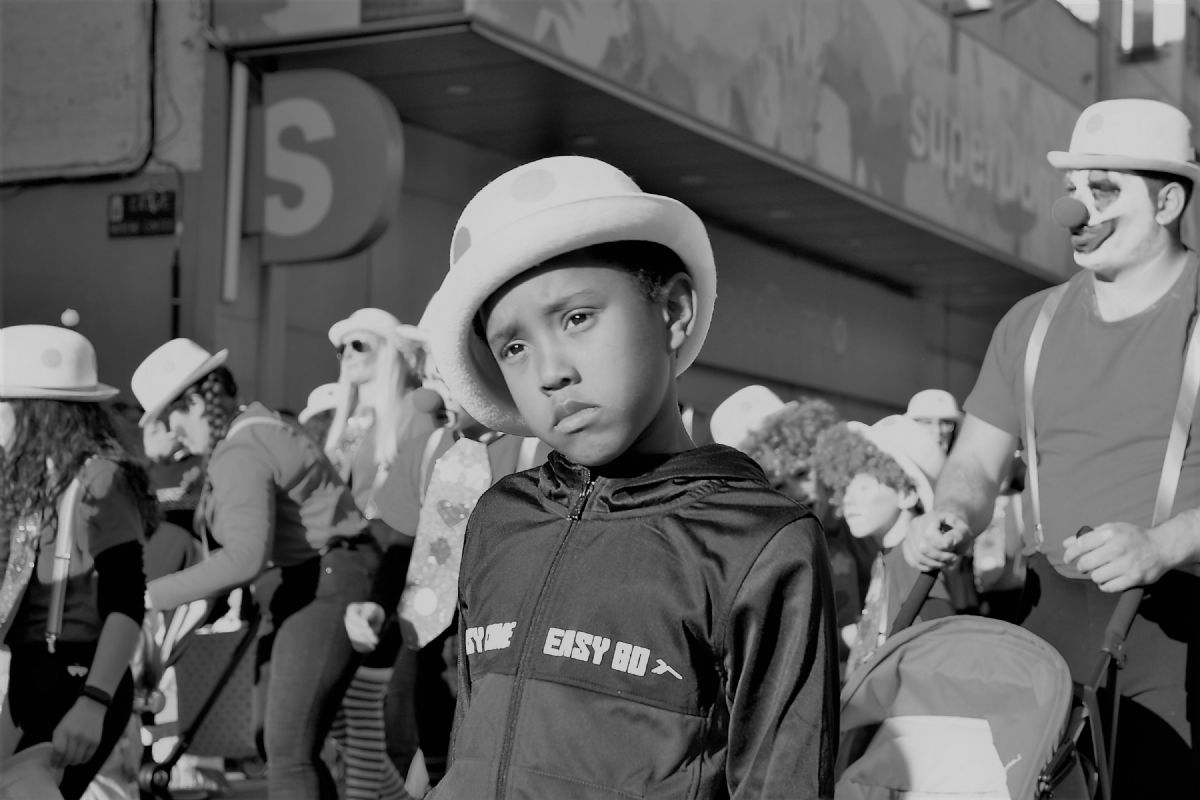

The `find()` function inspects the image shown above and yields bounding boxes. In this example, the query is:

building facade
[2,0,1194,424]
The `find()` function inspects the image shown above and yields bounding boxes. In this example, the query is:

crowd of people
[2,95,1199,799]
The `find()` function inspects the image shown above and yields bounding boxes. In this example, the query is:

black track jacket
[432,444,838,799]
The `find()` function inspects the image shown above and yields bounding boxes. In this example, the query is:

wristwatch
[79,684,113,709]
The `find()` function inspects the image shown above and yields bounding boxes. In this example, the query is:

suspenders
[1022,269,1200,551]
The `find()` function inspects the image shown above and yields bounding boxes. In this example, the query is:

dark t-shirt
[966,258,1200,578]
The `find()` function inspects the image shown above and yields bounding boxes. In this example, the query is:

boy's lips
[552,399,599,432]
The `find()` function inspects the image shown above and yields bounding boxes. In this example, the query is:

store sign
[108,190,177,237]
[261,69,404,264]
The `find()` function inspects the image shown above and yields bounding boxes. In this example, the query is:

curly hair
[162,366,239,452]
[740,396,841,485]
[810,422,915,509]
[0,399,159,539]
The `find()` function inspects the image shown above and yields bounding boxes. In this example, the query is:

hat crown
[0,325,104,395]
[328,307,403,347]
[131,339,218,417]
[1064,98,1197,168]
[710,385,785,448]
[449,156,644,270]
[906,388,961,421]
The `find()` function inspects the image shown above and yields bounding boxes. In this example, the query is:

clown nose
[1051,196,1089,229]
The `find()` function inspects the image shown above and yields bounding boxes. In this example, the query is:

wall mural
[470,0,1080,279]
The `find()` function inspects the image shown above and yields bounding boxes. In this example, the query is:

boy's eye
[564,310,594,329]
[498,341,526,362]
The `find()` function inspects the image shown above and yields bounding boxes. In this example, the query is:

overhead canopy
[232,8,1069,323]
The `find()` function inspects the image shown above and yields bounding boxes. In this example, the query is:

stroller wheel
[138,762,173,797]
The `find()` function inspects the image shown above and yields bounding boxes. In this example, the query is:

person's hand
[344,602,385,653]
[902,511,972,572]
[51,696,106,767]
[142,420,178,462]
[1063,523,1170,593]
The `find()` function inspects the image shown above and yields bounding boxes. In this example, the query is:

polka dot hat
[0,324,118,401]
[425,155,717,436]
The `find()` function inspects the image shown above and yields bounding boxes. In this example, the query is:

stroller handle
[889,572,936,636]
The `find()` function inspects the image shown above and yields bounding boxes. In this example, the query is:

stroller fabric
[837,616,1073,799]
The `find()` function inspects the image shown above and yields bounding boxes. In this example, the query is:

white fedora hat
[132,338,228,427]
[298,382,345,424]
[848,415,946,511]
[329,307,403,348]
[1047,98,1200,186]
[709,385,787,450]
[0,324,117,401]
[426,155,717,436]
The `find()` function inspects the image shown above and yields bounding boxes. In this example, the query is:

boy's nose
[537,349,578,393]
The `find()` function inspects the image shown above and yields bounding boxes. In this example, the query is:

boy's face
[482,256,692,467]
[842,473,903,540]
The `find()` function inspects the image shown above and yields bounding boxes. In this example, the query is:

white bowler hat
[848,415,946,511]
[426,155,717,435]
[709,385,787,449]
[132,338,228,427]
[0,324,117,401]
[905,388,962,422]
[298,382,345,424]
[1048,98,1200,186]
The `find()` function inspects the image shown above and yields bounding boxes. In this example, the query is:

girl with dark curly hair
[131,338,379,800]
[0,325,153,800]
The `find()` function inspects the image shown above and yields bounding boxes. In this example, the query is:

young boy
[420,155,838,799]
[810,416,946,673]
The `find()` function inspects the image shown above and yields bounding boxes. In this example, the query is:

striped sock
[341,665,408,800]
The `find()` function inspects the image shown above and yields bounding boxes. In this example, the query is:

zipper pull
[569,477,594,520]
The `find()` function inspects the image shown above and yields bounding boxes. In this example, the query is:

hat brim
[138,350,229,427]
[430,193,716,435]
[0,383,118,402]
[1046,152,1200,187]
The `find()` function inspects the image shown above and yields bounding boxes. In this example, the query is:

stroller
[136,585,262,800]
[836,570,1142,799]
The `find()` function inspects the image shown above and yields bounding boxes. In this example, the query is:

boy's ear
[662,272,697,354]
[897,487,920,512]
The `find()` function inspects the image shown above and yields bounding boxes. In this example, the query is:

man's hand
[344,602,386,653]
[902,511,972,572]
[142,420,179,462]
[51,697,106,767]
[1063,523,1171,592]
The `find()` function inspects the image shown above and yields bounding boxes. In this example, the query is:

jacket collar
[537,444,770,518]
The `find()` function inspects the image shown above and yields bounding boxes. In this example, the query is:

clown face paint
[1062,170,1164,274]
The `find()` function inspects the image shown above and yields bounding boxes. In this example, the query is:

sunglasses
[336,339,373,359]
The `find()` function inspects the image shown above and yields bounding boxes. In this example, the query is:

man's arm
[903,414,1016,571]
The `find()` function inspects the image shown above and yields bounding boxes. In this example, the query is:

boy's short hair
[426,156,717,436]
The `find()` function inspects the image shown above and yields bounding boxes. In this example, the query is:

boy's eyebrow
[484,289,601,349]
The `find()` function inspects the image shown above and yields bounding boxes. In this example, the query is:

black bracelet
[79,684,113,709]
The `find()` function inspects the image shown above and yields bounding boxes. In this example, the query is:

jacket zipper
[494,473,595,799]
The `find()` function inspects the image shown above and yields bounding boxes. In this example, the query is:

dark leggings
[1021,555,1200,796]
[252,543,379,800]
[7,641,135,800]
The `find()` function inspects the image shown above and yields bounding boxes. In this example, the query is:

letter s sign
[265,98,334,237]
[260,70,404,264]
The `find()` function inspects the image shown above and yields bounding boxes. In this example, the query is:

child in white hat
[421,155,837,798]
[0,325,156,800]
[130,338,380,800]
[812,415,947,674]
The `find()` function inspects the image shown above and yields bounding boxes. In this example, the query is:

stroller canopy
[837,616,1073,799]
